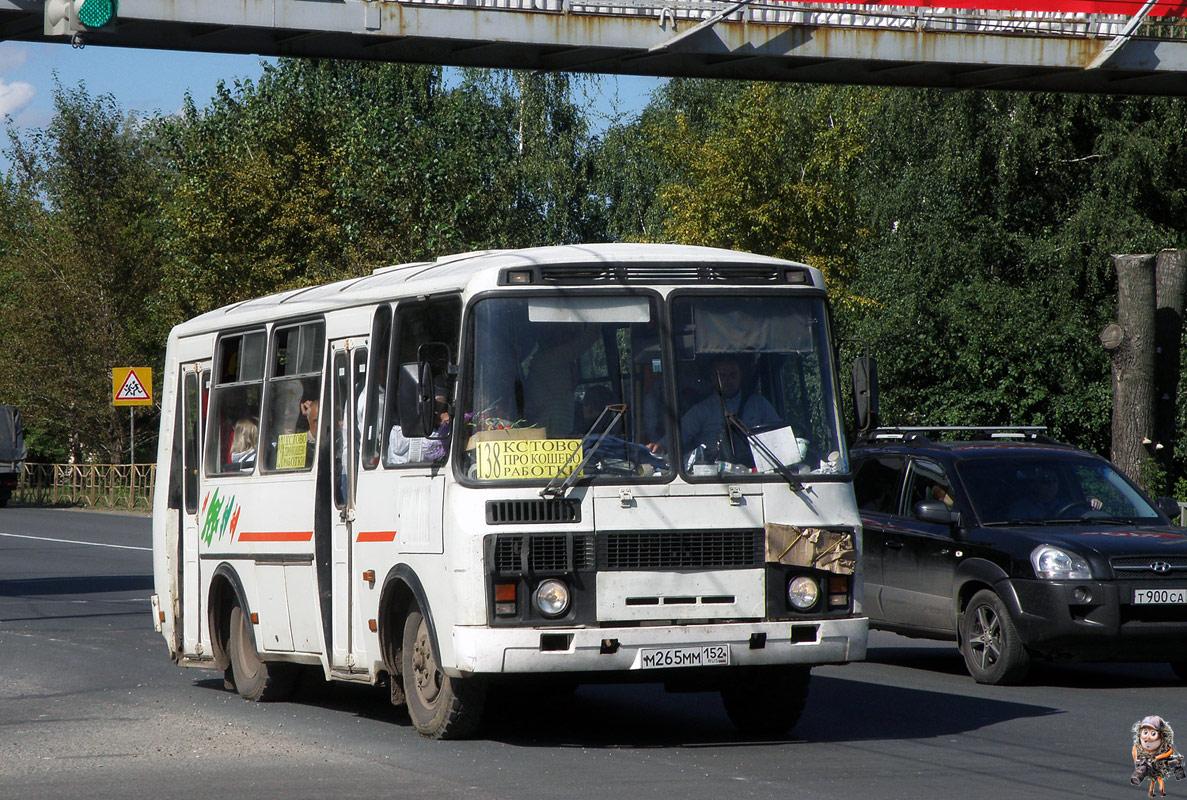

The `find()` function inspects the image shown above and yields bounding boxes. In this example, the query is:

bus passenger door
[329,341,365,671]
[180,362,209,655]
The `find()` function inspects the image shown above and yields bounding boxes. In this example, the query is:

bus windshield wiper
[540,403,626,499]
[725,413,803,492]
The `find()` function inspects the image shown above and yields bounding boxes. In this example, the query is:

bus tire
[720,666,810,737]
[401,607,486,739]
[227,603,298,702]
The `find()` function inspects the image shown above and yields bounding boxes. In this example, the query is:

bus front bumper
[447,616,867,676]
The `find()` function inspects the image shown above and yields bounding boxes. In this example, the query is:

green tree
[637,80,877,299]
[844,90,1187,456]
[0,81,167,462]
[158,61,610,321]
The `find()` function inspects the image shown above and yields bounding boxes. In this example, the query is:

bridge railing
[400,0,1180,40]
[15,463,156,511]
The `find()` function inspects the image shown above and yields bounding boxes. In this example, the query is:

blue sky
[0,41,664,144]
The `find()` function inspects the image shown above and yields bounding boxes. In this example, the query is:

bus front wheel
[401,607,486,739]
[227,603,298,702]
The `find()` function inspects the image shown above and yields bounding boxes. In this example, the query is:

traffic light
[44,0,117,36]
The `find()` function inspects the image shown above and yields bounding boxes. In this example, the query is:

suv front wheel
[959,590,1031,685]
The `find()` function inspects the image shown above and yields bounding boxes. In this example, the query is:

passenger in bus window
[581,385,617,435]
[229,417,258,471]
[299,384,320,464]
[388,393,450,465]
[523,324,599,437]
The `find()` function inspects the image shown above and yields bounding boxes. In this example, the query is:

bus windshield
[461,294,672,482]
[460,291,847,484]
[669,294,846,479]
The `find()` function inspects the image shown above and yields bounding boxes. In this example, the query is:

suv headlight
[1031,545,1091,580]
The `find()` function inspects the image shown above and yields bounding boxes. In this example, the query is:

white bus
[151,243,866,739]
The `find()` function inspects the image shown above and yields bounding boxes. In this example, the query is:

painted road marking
[0,532,150,552]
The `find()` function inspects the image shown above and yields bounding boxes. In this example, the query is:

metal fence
[15,463,156,511]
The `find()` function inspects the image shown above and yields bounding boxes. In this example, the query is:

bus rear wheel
[401,607,486,739]
[720,666,810,737]
[227,603,298,702]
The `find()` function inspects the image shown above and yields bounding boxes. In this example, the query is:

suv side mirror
[914,500,961,528]
[1156,496,1183,523]
[852,355,880,434]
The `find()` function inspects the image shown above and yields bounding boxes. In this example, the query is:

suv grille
[491,533,594,575]
[597,529,764,571]
[1111,556,1187,578]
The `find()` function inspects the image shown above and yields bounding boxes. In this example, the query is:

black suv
[851,428,1187,684]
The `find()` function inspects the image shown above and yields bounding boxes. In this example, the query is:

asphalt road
[1,507,1184,800]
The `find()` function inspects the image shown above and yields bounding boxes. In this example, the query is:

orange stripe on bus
[237,530,313,542]
[356,530,397,543]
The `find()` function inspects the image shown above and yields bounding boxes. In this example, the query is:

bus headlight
[534,579,571,617]
[787,576,820,610]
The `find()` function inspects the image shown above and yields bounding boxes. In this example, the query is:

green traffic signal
[76,0,116,28]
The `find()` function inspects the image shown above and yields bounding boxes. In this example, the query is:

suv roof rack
[858,425,1055,445]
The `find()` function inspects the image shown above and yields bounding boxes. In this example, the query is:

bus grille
[486,498,581,524]
[491,534,594,575]
[597,529,764,571]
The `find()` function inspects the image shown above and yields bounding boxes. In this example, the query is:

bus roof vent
[529,262,791,286]
[486,498,581,525]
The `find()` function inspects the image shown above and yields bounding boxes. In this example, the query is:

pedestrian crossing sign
[113,367,153,406]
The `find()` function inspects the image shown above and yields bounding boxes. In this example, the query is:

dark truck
[0,405,26,507]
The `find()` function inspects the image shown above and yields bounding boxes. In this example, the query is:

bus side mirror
[397,361,435,438]
[852,355,880,434]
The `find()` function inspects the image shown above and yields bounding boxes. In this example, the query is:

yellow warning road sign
[113,367,153,406]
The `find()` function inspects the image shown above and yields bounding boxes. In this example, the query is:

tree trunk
[1104,254,1156,488]
[1154,249,1187,475]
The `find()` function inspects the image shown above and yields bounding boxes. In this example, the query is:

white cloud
[0,79,35,118]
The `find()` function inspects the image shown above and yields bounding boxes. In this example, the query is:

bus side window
[206,331,265,476]
[384,296,462,467]
[262,320,325,472]
[180,370,201,512]
[362,306,392,470]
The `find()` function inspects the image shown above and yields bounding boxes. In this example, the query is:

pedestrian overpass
[2,0,1187,94]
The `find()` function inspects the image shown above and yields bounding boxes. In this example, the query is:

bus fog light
[534,579,570,617]
[787,576,820,610]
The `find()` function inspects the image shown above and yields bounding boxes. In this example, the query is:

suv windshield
[958,454,1162,524]
[668,294,846,479]
[461,294,670,482]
